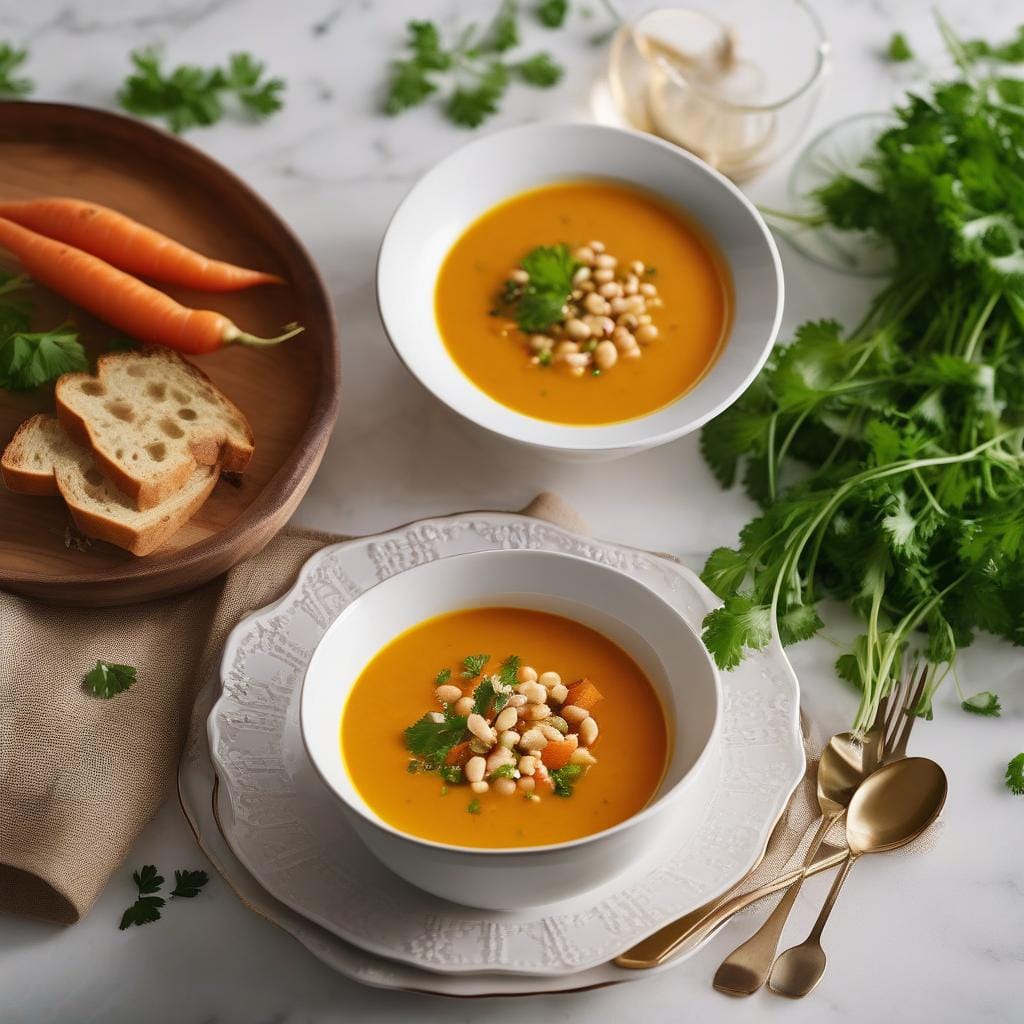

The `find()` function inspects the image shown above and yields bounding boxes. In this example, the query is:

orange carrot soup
[434,179,732,425]
[340,607,669,849]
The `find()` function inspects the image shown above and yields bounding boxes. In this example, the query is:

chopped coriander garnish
[440,785,449,796]
[407,760,420,774]
[550,763,585,797]
[515,53,563,87]
[435,667,452,686]
[404,709,468,761]
[439,764,464,784]
[118,865,164,930]
[498,243,579,333]
[83,660,136,699]
[467,798,482,814]
[489,763,516,780]
[461,653,490,678]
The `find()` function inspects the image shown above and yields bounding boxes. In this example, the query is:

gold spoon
[712,731,865,996]
[769,756,947,998]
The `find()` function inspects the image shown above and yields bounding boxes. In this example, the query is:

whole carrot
[0,216,301,354]
[0,197,284,291]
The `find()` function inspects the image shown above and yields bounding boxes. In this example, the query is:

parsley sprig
[83,660,136,699]
[0,274,88,391]
[699,16,1024,790]
[385,3,565,128]
[118,49,284,132]
[119,864,208,929]
[1006,754,1024,795]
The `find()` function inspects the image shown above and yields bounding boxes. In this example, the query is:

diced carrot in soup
[445,741,473,767]
[541,737,578,770]
[563,678,604,712]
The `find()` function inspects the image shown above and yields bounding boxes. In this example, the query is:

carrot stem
[224,322,305,348]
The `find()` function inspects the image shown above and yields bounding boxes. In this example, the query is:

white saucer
[200,513,803,984]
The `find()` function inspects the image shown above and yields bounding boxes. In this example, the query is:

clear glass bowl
[603,1,831,181]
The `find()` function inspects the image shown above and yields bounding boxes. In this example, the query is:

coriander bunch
[699,17,1024,790]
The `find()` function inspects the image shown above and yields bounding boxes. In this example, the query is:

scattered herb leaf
[961,691,1001,717]
[516,52,564,87]
[489,763,516,780]
[435,667,452,686]
[537,0,569,28]
[0,42,33,97]
[170,869,209,898]
[118,48,284,132]
[404,710,468,760]
[886,32,914,62]
[119,896,164,930]
[83,661,136,699]
[467,798,482,814]
[1006,754,1024,795]
[503,243,579,332]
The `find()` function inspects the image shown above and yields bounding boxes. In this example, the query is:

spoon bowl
[769,757,947,998]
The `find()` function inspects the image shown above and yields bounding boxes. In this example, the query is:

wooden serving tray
[0,103,339,605]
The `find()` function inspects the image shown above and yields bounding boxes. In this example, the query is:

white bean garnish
[494,778,517,796]
[494,706,519,733]
[520,729,548,751]
[435,684,462,704]
[549,682,568,704]
[465,756,486,783]
[498,729,520,749]
[520,681,548,704]
[470,780,490,794]
[518,754,537,776]
[538,671,561,689]
[580,717,599,746]
[594,340,618,370]
[561,704,589,725]
[516,665,538,683]
[467,713,494,745]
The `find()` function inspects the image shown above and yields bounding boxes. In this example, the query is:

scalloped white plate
[206,513,804,979]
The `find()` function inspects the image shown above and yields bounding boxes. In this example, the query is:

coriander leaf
[516,52,563,87]
[537,0,569,28]
[496,655,520,693]
[0,327,87,391]
[514,243,578,332]
[224,52,285,119]
[170,869,209,898]
[1006,754,1024,795]
[435,667,452,686]
[404,711,467,759]
[701,597,773,670]
[446,62,509,128]
[483,0,520,53]
[461,653,490,678]
[550,763,584,797]
[472,676,496,716]
[439,764,463,784]
[408,21,450,70]
[385,59,437,114]
[406,760,419,774]
[961,691,1001,716]
[467,798,482,814]
[777,603,824,646]
[701,547,751,600]
[133,865,163,895]
[83,661,137,699]
[886,32,914,62]
[119,896,164,930]
[0,42,33,97]
[489,763,516,780]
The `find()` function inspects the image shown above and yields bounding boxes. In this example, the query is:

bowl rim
[298,547,723,858]
[375,120,784,453]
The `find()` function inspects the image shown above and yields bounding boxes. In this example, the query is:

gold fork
[709,667,925,996]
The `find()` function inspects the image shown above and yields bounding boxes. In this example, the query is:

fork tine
[890,665,929,759]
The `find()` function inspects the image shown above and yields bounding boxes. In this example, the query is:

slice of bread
[55,347,253,510]
[2,414,219,556]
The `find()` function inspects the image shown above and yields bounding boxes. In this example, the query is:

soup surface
[435,179,732,425]
[341,607,669,848]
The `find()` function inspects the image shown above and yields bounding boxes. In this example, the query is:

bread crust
[3,413,219,556]
[55,348,254,510]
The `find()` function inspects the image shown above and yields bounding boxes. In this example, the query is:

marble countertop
[1,0,1021,1020]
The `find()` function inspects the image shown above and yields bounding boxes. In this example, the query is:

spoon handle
[712,810,842,996]
[804,851,857,944]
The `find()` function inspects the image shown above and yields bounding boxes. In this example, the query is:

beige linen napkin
[0,494,584,925]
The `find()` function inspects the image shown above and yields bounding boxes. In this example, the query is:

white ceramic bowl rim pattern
[300,548,721,857]
[376,121,784,452]
[207,513,806,977]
